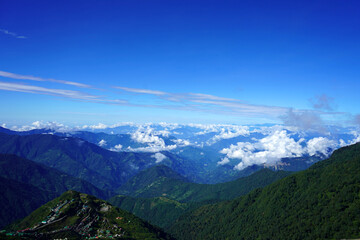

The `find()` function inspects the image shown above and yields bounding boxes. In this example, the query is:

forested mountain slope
[170,142,360,240]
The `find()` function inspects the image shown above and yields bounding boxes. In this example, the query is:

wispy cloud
[0,70,93,88]
[0,81,99,101]
[187,93,239,102]
[115,85,287,118]
[0,28,27,39]
[116,86,238,102]
[114,86,167,95]
[0,72,293,120]
[0,70,349,124]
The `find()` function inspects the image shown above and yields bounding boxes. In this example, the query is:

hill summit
[4,190,173,240]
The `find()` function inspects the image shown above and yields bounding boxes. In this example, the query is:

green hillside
[109,195,203,229]
[0,176,56,228]
[117,165,188,196]
[118,165,290,202]
[170,142,360,240]
[112,166,289,229]
[5,191,174,240]
[0,154,110,200]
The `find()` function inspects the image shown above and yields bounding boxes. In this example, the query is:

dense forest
[170,143,360,240]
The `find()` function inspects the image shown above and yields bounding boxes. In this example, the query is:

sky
[0,0,359,127]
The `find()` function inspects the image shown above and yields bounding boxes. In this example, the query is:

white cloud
[83,122,137,130]
[155,130,171,137]
[131,126,165,146]
[85,123,108,130]
[13,121,72,132]
[217,157,230,165]
[207,126,250,144]
[158,122,180,130]
[349,131,360,145]
[114,144,122,150]
[339,139,347,147]
[128,126,178,152]
[152,152,167,163]
[192,124,221,135]
[109,144,123,152]
[220,130,305,170]
[219,128,348,171]
[98,139,107,147]
[127,144,177,153]
[250,125,297,135]
[306,137,337,156]
[172,138,191,146]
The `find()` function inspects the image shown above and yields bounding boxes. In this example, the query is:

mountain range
[0,125,359,239]
[170,142,360,239]
[0,132,197,190]
[116,165,290,202]
[0,126,327,184]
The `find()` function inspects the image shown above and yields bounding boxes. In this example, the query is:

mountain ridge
[170,142,360,240]
[0,153,111,200]
[117,165,291,202]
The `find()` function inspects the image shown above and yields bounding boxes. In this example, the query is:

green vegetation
[109,195,203,229]
[5,191,174,240]
[117,165,188,196]
[170,142,360,240]
[118,165,290,202]
[112,165,290,229]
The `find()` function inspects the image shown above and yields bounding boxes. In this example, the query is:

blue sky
[0,0,359,126]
